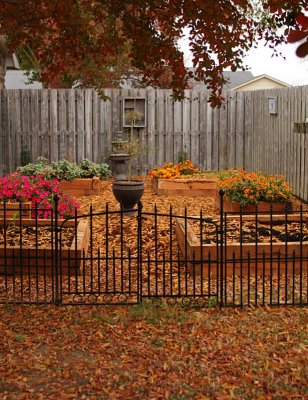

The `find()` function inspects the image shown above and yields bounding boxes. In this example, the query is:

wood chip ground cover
[190,219,308,244]
[0,226,75,247]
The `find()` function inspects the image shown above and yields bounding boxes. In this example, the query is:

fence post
[54,195,60,306]
[219,189,225,307]
[137,200,143,303]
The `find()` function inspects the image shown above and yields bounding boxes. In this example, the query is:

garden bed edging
[0,218,90,275]
[215,194,292,213]
[175,214,308,276]
[151,178,217,197]
[60,177,102,197]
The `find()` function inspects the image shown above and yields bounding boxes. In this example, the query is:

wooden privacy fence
[0,86,307,201]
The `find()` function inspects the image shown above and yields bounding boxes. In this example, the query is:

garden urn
[112,180,144,215]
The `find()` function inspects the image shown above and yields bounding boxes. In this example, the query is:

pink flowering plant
[0,173,80,219]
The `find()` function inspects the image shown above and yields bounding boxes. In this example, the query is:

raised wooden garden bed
[215,194,292,213]
[60,177,102,197]
[151,178,217,197]
[0,202,31,218]
[175,214,308,276]
[0,218,90,275]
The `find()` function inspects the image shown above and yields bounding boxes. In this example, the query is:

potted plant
[112,110,145,215]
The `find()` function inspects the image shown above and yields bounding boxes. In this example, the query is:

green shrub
[79,159,111,179]
[17,158,111,180]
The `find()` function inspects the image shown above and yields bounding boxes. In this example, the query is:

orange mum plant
[149,160,200,179]
[217,169,292,206]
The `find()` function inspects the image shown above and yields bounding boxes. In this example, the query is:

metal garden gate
[0,198,307,307]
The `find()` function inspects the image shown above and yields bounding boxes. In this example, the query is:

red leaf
[288,30,307,43]
[296,13,308,28]
[295,40,308,58]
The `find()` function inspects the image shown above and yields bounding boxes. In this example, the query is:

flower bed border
[0,218,90,275]
[0,202,31,218]
[59,177,102,197]
[215,194,292,213]
[151,178,217,197]
[175,214,308,276]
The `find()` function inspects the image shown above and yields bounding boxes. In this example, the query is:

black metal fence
[0,196,307,307]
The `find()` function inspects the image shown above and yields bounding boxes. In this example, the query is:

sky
[180,37,308,87]
[243,41,308,86]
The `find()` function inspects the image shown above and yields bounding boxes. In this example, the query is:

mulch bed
[190,218,308,244]
[0,226,75,247]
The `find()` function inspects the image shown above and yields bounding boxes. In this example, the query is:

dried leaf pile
[0,305,307,399]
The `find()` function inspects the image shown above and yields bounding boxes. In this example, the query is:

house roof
[221,71,255,89]
[231,74,290,90]
[187,69,254,89]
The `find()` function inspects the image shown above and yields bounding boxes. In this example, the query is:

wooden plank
[303,91,308,201]
[243,92,252,170]
[182,89,191,161]
[294,87,301,196]
[136,88,147,175]
[300,87,308,200]
[156,89,165,166]
[49,90,58,162]
[257,91,264,172]
[0,91,9,174]
[206,94,213,170]
[288,87,295,190]
[173,99,182,164]
[92,90,100,163]
[39,90,48,160]
[76,89,85,163]
[198,91,208,170]
[84,89,92,160]
[111,88,120,135]
[0,91,3,175]
[227,91,236,169]
[146,88,156,168]
[165,89,174,163]
[270,89,276,174]
[58,90,67,160]
[67,89,76,162]
[7,90,19,171]
[280,88,288,178]
[30,90,39,162]
[190,90,200,165]
[19,90,31,167]
[218,94,227,169]
[235,91,244,168]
